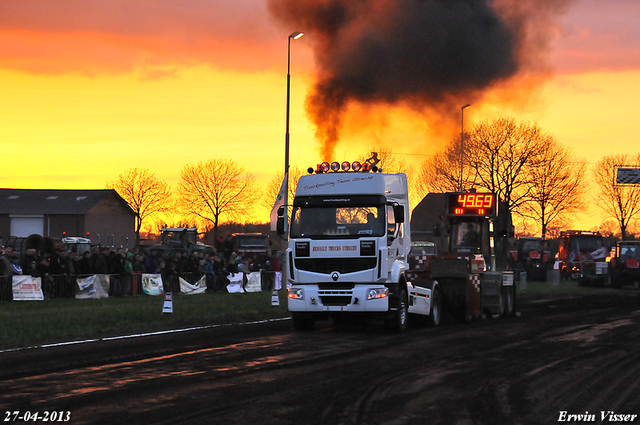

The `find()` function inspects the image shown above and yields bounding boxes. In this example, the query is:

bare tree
[417,137,474,196]
[593,153,640,240]
[177,158,258,240]
[262,166,304,214]
[465,118,548,214]
[106,168,172,248]
[520,140,588,239]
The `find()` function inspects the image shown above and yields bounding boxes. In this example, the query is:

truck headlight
[367,288,388,300]
[288,287,304,300]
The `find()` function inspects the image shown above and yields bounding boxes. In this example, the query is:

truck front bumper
[287,284,390,313]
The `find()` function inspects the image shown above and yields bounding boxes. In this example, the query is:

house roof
[0,189,134,216]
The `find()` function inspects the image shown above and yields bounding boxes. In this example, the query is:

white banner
[226,272,244,293]
[179,275,207,295]
[270,173,287,231]
[12,275,44,301]
[274,271,282,290]
[142,274,164,296]
[76,275,110,299]
[245,272,261,292]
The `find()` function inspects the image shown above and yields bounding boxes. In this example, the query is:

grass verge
[0,291,290,350]
[2,280,637,350]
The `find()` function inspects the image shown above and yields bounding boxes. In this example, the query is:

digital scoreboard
[447,193,496,216]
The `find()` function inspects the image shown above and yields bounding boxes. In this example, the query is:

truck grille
[430,258,469,278]
[319,296,352,306]
[295,258,377,274]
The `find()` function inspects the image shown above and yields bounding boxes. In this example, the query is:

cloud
[0,0,284,75]
[268,0,572,158]
[550,0,640,73]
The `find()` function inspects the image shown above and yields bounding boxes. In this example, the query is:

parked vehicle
[610,240,640,288]
[509,237,551,282]
[557,230,609,285]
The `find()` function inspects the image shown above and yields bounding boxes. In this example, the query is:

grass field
[0,290,290,350]
[1,280,637,350]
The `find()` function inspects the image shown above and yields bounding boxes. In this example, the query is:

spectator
[20,248,39,276]
[50,248,73,297]
[10,253,23,276]
[78,251,92,275]
[91,246,109,274]
[145,249,162,274]
[37,256,53,298]
[1,248,14,278]
[133,254,146,273]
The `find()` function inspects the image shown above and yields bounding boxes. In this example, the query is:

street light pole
[283,31,303,286]
[459,104,471,193]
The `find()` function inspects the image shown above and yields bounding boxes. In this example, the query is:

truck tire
[428,286,442,327]
[292,313,315,331]
[502,286,515,317]
[386,288,408,333]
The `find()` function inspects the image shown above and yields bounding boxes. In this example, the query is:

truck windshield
[290,205,385,238]
[620,245,640,259]
[452,221,481,253]
[234,235,268,248]
[522,240,542,253]
[570,236,602,252]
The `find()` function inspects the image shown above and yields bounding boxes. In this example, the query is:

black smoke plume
[269,0,569,158]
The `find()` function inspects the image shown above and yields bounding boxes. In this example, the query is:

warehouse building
[0,189,135,249]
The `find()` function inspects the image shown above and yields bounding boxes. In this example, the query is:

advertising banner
[12,275,44,301]
[245,272,261,292]
[179,275,207,295]
[142,274,164,296]
[226,273,244,293]
[76,275,110,299]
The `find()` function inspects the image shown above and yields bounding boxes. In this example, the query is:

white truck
[277,162,441,332]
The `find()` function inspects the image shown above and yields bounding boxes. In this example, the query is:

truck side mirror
[276,206,285,236]
[393,205,405,223]
[276,217,285,236]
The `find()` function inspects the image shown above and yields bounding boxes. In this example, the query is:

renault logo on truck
[331,272,340,281]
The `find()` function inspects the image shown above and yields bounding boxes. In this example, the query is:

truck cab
[557,230,608,284]
[610,240,640,288]
[280,161,439,331]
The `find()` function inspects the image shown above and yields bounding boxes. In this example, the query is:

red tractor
[609,240,640,288]
[557,230,609,285]
[509,237,551,282]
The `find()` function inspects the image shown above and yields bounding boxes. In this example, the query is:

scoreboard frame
[446,192,497,217]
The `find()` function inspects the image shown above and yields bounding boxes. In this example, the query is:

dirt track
[1,291,639,425]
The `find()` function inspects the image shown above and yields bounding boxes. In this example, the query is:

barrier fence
[0,270,281,302]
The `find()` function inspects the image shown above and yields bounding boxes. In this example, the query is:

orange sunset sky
[1,0,639,231]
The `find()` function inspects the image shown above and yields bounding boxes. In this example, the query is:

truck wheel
[503,286,515,317]
[292,313,315,331]
[387,288,408,333]
[428,286,442,327]
[497,289,505,317]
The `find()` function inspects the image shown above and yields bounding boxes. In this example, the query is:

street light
[283,31,304,285]
[285,32,304,206]
[459,104,471,192]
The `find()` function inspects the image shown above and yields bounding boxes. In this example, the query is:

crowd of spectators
[1,242,281,299]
